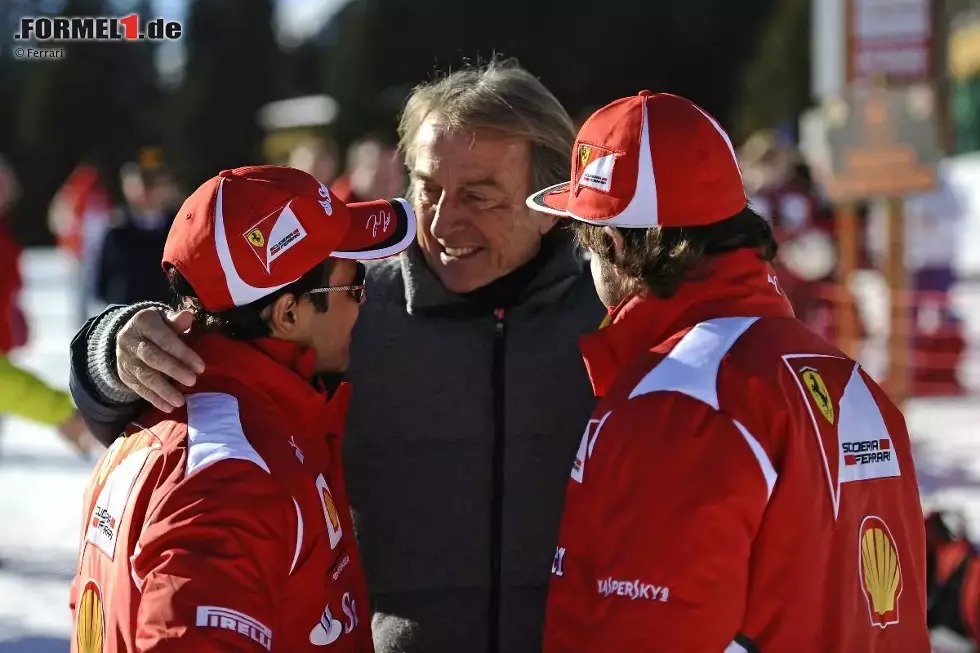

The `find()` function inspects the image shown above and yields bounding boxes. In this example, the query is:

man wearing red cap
[70,165,416,653]
[527,92,930,652]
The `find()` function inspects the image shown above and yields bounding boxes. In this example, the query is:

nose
[428,193,467,240]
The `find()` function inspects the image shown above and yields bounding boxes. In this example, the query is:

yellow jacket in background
[0,354,74,426]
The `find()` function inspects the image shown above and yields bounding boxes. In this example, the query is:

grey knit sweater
[76,238,605,653]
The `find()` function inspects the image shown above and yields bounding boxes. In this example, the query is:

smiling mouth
[439,246,482,263]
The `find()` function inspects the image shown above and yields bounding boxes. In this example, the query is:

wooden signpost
[809,0,947,403]
[822,79,942,403]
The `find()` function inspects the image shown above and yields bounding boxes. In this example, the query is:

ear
[603,226,625,254]
[529,207,558,235]
[539,215,558,235]
[267,293,301,338]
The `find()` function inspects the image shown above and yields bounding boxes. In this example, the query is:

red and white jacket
[544,249,930,652]
[70,334,372,652]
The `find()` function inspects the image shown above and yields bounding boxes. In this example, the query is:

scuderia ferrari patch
[575,143,616,194]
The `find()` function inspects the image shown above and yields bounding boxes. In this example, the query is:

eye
[461,190,491,206]
[418,181,442,200]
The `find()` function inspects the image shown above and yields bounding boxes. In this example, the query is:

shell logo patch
[800,366,835,424]
[315,474,343,550]
[75,580,105,653]
[859,516,903,629]
[246,228,265,248]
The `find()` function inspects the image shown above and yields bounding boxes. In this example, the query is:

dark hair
[574,207,778,299]
[166,260,333,340]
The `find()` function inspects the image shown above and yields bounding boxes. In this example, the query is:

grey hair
[397,58,575,198]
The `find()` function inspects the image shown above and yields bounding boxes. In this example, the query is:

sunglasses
[306,262,366,303]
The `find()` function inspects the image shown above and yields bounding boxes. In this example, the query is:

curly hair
[573,207,778,299]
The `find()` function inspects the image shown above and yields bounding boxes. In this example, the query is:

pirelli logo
[843,439,892,466]
[196,606,272,651]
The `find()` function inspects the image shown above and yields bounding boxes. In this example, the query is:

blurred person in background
[740,130,864,342]
[535,92,929,653]
[95,149,180,308]
[0,154,28,355]
[0,155,95,458]
[66,59,605,653]
[330,133,405,203]
[923,509,980,649]
[48,162,112,326]
[289,136,341,186]
[0,355,96,457]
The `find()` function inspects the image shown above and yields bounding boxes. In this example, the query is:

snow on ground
[0,250,97,652]
[0,248,978,651]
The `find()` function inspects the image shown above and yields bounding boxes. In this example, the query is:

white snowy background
[0,248,978,652]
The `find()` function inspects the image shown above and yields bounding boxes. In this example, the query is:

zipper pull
[494,308,506,336]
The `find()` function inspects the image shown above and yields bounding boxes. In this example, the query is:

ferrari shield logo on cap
[859,516,903,628]
[241,201,309,273]
[573,142,616,195]
[799,366,834,424]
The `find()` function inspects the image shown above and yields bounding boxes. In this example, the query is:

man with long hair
[529,92,930,652]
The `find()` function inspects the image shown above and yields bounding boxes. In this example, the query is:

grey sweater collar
[400,234,586,315]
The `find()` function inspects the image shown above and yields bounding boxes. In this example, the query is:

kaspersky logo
[596,577,670,603]
[14,14,182,42]
[858,516,903,629]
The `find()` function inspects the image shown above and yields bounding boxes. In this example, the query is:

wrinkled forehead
[410,117,530,189]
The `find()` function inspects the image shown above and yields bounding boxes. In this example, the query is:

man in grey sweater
[68,60,605,653]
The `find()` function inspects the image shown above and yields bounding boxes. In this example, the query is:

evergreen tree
[13,0,159,243]
[171,0,281,189]
[323,0,779,147]
[734,0,813,145]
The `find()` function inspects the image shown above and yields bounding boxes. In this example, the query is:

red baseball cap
[526,91,747,228]
[163,165,416,312]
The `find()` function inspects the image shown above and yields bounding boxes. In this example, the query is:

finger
[133,310,204,373]
[130,379,180,414]
[168,309,195,334]
[134,339,197,387]
[124,364,185,410]
[155,311,205,373]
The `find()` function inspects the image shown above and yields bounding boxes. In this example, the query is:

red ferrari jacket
[544,249,929,652]
[70,333,372,653]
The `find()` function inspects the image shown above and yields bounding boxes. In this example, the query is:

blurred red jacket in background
[49,164,111,259]
[0,223,27,353]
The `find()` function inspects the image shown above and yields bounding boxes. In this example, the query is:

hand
[57,411,99,456]
[116,308,205,413]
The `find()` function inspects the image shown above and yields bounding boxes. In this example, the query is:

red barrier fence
[796,280,977,400]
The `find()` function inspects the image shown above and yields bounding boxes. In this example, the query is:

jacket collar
[186,334,349,438]
[580,249,795,397]
[400,231,586,315]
